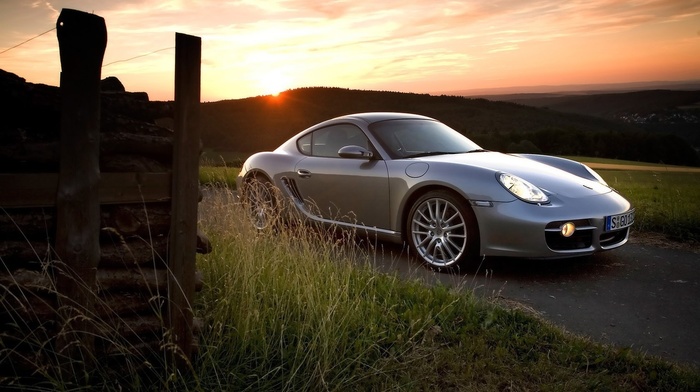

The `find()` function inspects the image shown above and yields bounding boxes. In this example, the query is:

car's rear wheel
[407,190,479,272]
[243,175,278,230]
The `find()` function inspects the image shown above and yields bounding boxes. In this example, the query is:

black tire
[242,175,278,230]
[406,190,479,272]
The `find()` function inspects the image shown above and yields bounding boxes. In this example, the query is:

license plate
[605,209,635,232]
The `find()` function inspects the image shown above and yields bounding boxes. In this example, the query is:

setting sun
[259,71,291,97]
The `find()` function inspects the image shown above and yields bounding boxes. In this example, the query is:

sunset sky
[1,1,699,101]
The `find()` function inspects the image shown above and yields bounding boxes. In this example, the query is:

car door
[292,124,390,229]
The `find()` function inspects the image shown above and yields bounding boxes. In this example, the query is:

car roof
[331,112,435,124]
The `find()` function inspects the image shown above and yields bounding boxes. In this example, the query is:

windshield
[368,119,482,159]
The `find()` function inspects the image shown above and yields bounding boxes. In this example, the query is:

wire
[0,27,56,55]
[2,26,175,68]
[103,47,175,67]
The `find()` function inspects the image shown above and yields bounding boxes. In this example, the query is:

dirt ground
[584,162,700,173]
[629,231,699,253]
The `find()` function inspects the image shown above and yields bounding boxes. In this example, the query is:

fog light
[560,222,576,237]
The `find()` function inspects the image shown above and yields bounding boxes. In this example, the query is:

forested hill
[200,87,699,166]
[485,89,700,118]
[483,89,700,155]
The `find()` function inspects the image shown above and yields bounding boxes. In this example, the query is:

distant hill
[3,66,695,167]
[442,80,700,97]
[476,90,700,153]
[200,87,699,166]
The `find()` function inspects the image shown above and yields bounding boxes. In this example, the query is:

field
[570,156,700,168]
[199,164,239,188]
[599,170,700,242]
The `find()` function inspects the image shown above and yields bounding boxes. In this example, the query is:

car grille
[545,219,594,251]
[545,229,594,250]
[600,227,629,249]
[545,219,629,251]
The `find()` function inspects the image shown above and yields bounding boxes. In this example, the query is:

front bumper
[472,191,632,258]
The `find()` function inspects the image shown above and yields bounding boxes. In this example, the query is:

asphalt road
[365,235,700,368]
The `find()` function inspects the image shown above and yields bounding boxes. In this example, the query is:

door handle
[296,169,311,178]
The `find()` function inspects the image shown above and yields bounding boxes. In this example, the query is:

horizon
[438,79,700,97]
[4,64,700,101]
[1,1,699,101]
[269,79,700,99]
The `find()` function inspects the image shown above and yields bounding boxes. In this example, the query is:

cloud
[2,0,699,99]
[82,0,700,98]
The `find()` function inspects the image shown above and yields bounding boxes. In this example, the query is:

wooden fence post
[54,8,106,372]
[168,32,201,364]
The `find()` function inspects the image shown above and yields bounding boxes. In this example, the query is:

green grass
[188,188,700,391]
[600,170,700,242]
[200,166,239,189]
[201,150,249,167]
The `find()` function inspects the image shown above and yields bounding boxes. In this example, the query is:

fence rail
[0,172,172,207]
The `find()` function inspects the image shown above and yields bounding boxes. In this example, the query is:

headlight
[498,173,549,204]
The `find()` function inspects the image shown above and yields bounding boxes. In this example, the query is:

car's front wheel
[407,190,479,272]
[242,175,278,230]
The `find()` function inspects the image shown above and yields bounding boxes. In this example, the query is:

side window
[297,133,312,155]
[308,124,369,158]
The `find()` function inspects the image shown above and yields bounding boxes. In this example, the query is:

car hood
[416,152,612,198]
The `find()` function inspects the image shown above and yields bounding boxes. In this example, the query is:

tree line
[472,128,699,166]
[200,87,699,166]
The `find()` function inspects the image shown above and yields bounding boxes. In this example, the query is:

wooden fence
[0,8,209,380]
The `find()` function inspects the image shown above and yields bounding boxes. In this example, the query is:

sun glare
[260,72,291,97]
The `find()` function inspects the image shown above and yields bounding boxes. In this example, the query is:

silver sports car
[236,112,634,271]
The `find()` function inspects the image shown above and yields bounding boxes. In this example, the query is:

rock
[101,76,125,92]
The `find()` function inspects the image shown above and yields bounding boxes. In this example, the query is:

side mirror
[338,145,374,159]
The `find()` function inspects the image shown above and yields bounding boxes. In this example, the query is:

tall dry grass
[194,186,457,390]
